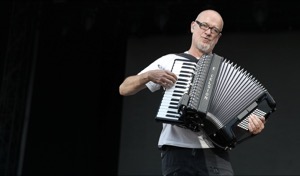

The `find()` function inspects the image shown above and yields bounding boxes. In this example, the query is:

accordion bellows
[155,53,276,150]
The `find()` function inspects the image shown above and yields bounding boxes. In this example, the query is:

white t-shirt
[138,53,214,149]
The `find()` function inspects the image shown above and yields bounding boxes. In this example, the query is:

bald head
[196,9,224,32]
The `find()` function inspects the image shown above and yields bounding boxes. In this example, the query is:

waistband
[160,145,228,153]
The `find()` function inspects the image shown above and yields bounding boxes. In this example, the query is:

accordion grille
[209,59,266,125]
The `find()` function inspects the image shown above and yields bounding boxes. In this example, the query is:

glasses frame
[195,20,222,36]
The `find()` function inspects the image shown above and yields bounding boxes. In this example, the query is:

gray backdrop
[118,31,300,175]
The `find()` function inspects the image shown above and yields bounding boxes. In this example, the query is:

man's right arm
[119,69,177,96]
[119,72,149,96]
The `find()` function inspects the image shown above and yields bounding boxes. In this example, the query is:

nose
[204,28,213,35]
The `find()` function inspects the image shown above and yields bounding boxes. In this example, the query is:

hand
[148,69,177,89]
[248,114,265,135]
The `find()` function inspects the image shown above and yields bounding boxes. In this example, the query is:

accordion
[155,53,276,150]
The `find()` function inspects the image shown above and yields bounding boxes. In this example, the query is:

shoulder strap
[175,53,198,63]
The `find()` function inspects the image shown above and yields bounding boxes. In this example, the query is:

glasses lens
[212,28,220,34]
[200,23,209,30]
[196,21,220,35]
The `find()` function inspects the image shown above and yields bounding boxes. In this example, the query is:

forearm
[119,73,149,96]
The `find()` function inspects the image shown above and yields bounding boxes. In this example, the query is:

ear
[191,21,195,33]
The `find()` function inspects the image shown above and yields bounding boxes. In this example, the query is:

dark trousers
[160,145,234,176]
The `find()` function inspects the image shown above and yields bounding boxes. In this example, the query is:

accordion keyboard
[156,60,197,122]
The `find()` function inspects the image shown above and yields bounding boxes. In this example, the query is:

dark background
[0,0,299,175]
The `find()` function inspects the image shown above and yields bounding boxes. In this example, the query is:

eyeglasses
[195,20,221,35]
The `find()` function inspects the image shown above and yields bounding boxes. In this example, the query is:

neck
[187,49,208,59]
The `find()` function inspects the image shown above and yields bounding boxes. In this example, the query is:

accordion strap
[175,53,198,62]
[175,52,223,63]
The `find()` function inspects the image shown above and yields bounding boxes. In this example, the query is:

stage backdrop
[118,31,300,175]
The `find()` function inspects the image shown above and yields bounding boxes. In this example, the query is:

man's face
[191,12,223,54]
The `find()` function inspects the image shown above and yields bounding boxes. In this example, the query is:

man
[119,9,265,176]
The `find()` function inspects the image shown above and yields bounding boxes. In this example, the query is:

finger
[163,79,174,86]
[250,115,260,127]
[165,71,177,83]
[249,115,259,131]
[248,116,255,133]
[258,116,266,124]
[162,78,176,87]
[162,82,169,88]
[165,82,174,89]
[160,81,172,89]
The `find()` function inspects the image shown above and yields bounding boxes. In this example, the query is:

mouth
[202,37,210,43]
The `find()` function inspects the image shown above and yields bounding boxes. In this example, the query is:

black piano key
[166,114,179,118]
[179,74,191,77]
[177,78,189,82]
[175,85,187,89]
[176,82,188,86]
[174,90,185,94]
